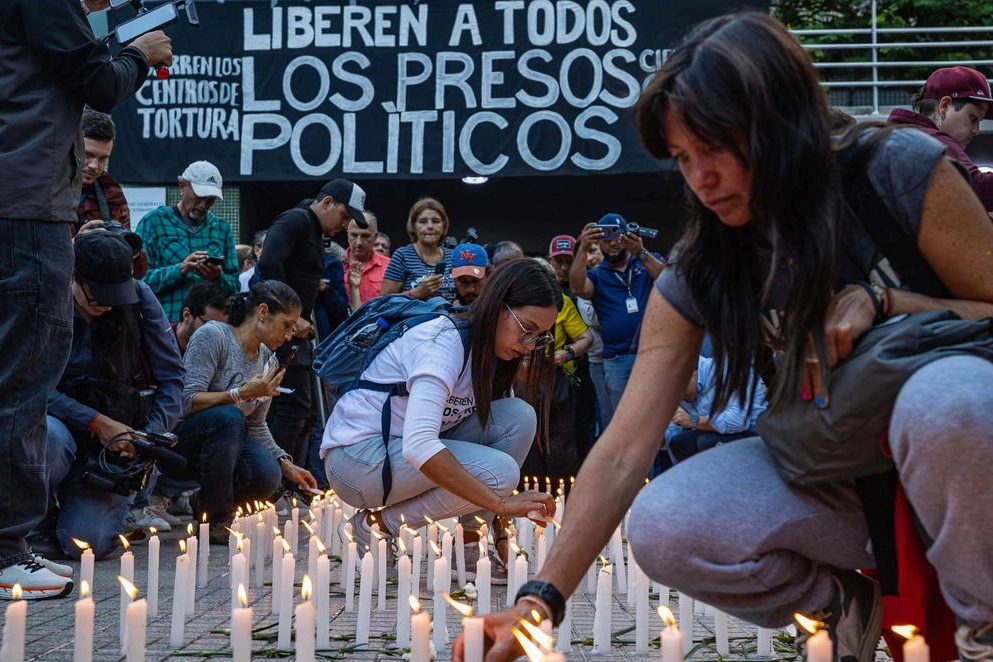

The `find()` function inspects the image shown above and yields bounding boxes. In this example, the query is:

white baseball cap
[179,161,224,199]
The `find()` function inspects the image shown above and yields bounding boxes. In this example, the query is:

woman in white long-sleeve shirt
[322,258,560,572]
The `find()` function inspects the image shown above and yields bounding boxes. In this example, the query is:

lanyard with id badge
[613,267,639,314]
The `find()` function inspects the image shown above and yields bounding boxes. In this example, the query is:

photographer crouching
[41,231,184,560]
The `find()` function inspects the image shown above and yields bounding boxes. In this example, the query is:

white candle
[294,575,316,662]
[454,523,466,587]
[463,614,484,662]
[432,554,449,654]
[277,553,294,649]
[119,576,146,662]
[757,627,774,656]
[609,526,626,594]
[658,606,682,662]
[713,608,729,656]
[344,540,357,612]
[119,539,134,648]
[410,535,423,596]
[74,580,95,662]
[376,535,388,611]
[73,539,95,597]
[316,550,331,649]
[634,562,649,653]
[396,553,412,648]
[410,601,430,662]
[198,518,209,587]
[513,549,529,594]
[239,537,251,594]
[556,594,572,653]
[806,628,832,662]
[356,551,374,645]
[592,563,612,653]
[147,531,160,618]
[307,533,318,586]
[893,626,930,662]
[169,553,189,647]
[254,518,266,586]
[231,552,247,611]
[476,543,491,616]
[626,540,637,607]
[290,502,300,554]
[678,592,694,655]
[231,584,252,662]
[535,531,547,574]
[185,535,197,615]
[0,586,26,662]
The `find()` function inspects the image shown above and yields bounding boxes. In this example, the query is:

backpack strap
[93,178,112,222]
[355,379,408,505]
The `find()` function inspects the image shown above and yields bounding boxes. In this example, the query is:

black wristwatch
[565,346,576,362]
[515,580,566,626]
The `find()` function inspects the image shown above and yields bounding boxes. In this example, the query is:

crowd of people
[3,2,993,660]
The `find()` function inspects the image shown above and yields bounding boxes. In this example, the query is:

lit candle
[316,541,331,649]
[295,575,316,662]
[73,580,95,662]
[609,526,626,594]
[658,606,682,662]
[231,542,247,612]
[185,527,197,615]
[592,562,612,653]
[396,546,412,649]
[678,592,694,655]
[118,534,134,649]
[72,538,94,597]
[555,594,573,653]
[634,561,649,653]
[198,514,209,587]
[476,538,491,616]
[795,613,832,662]
[344,537,357,612]
[119,576,146,662]
[376,532,388,611]
[277,552,294,649]
[254,516,266,586]
[169,545,189,647]
[410,533,423,596]
[432,543,450,655]
[231,584,252,662]
[0,585,26,662]
[535,529,547,574]
[893,625,930,662]
[409,596,430,662]
[290,498,300,554]
[447,594,483,662]
[356,550,374,645]
[146,528,160,618]
[454,523,467,586]
[513,544,529,593]
[239,537,251,594]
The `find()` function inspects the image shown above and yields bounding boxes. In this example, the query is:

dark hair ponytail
[225,280,301,326]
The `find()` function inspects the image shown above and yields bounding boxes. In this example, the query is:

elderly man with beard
[570,214,664,427]
[138,161,240,322]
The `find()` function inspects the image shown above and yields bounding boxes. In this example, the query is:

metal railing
[790,7,993,117]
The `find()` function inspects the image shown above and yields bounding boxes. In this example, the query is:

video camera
[442,226,481,249]
[81,430,187,497]
[596,214,659,241]
[106,0,199,78]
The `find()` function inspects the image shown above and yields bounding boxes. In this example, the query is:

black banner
[111,0,762,182]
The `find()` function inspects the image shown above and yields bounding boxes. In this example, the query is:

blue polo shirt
[587,253,662,358]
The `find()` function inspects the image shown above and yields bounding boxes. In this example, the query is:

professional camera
[81,430,187,496]
[442,227,481,248]
[102,220,144,258]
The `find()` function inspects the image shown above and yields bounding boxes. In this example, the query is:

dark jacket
[257,202,324,319]
[0,0,149,222]
[78,172,131,227]
[888,108,993,211]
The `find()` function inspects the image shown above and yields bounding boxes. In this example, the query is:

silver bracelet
[229,387,244,404]
[80,0,91,15]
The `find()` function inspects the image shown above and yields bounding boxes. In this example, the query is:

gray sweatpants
[628,355,993,628]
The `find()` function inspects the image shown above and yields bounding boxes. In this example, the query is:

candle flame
[301,575,312,600]
[118,534,130,550]
[202,513,208,524]
[478,538,486,556]
[117,575,139,600]
[343,528,355,544]
[225,527,242,541]
[409,595,421,612]
[892,625,919,640]
[436,520,450,534]
[80,580,91,598]
[235,506,244,518]
[302,520,315,535]
[794,613,822,634]
[316,538,327,555]
[149,526,157,536]
[238,583,248,607]
[510,542,523,555]
[474,515,487,525]
[443,593,473,616]
[11,584,22,600]
[179,539,187,553]
[399,513,407,524]
[257,513,264,523]
[186,522,194,536]
[657,606,677,628]
[512,625,545,662]
[429,540,442,557]
[396,537,408,555]
[281,539,291,553]
[72,538,90,551]
[291,497,298,508]
[237,538,243,553]
[372,529,384,541]
[519,618,554,649]
[598,555,609,567]
[272,527,282,536]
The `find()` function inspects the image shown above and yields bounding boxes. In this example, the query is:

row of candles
[0,485,936,661]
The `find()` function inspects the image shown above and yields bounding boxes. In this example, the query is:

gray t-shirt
[656,127,947,345]
[182,321,282,458]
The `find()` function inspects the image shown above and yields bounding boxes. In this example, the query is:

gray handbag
[756,310,993,485]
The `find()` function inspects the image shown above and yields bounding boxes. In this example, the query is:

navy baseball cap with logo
[596,213,627,229]
[319,179,369,228]
[451,243,488,279]
[923,66,993,119]
[74,231,139,306]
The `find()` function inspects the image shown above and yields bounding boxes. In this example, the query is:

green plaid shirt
[137,205,239,322]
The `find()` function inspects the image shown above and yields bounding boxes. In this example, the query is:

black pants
[266,340,315,465]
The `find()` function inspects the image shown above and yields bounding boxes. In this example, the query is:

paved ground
[2,521,891,661]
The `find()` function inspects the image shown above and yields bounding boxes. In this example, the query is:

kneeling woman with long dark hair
[170,281,317,542]
[322,258,559,575]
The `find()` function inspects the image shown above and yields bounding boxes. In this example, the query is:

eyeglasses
[505,305,554,350]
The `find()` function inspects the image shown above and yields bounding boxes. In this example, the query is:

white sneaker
[31,554,73,579]
[149,497,185,526]
[125,506,171,533]
[956,623,993,661]
[0,559,73,599]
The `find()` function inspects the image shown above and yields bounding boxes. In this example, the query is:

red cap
[923,66,993,119]
[548,235,576,258]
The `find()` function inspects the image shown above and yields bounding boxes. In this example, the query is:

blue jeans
[170,406,282,523]
[45,417,131,560]
[601,353,636,427]
[324,397,536,536]
[588,361,609,432]
[0,220,73,567]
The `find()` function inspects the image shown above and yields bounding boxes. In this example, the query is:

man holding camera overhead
[570,214,665,428]
[41,231,184,561]
[138,160,240,322]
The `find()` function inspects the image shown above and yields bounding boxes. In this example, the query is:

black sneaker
[956,622,993,661]
[796,569,881,662]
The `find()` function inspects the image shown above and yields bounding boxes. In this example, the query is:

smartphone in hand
[279,345,299,369]
[204,255,224,265]
[434,261,446,275]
